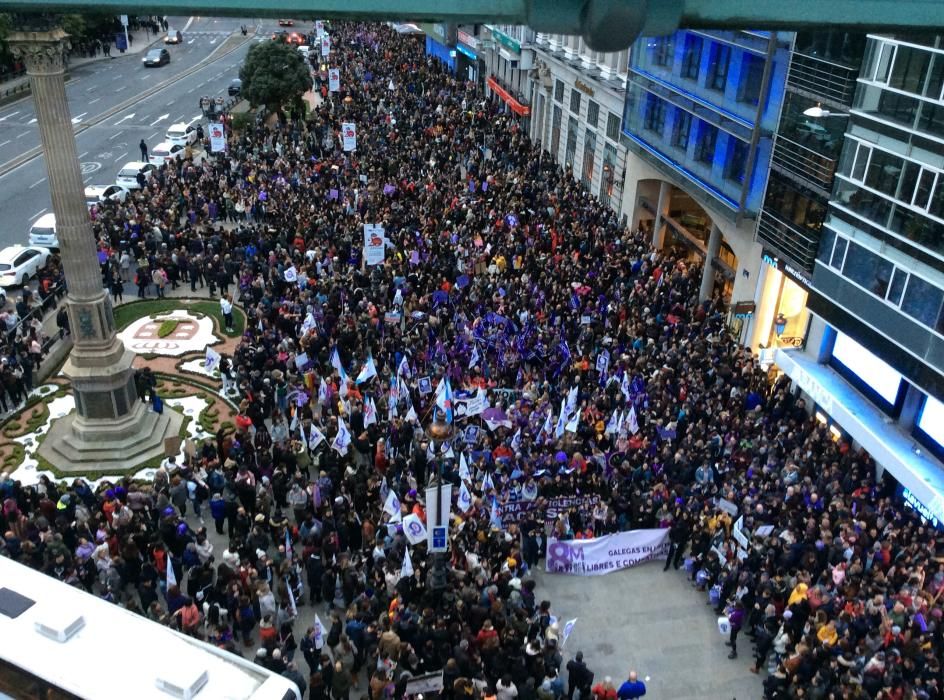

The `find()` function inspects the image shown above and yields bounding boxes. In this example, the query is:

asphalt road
[0,16,291,250]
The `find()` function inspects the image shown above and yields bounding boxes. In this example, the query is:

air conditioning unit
[155,667,209,699]
[34,614,85,643]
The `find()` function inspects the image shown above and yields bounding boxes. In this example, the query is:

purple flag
[328,188,339,200]
[383,184,396,195]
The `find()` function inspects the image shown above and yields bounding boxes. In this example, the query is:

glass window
[671,109,692,150]
[887,268,908,306]
[681,34,703,80]
[817,227,836,265]
[918,102,944,139]
[694,121,717,164]
[706,42,731,92]
[582,130,596,186]
[901,276,944,327]
[830,236,848,269]
[864,149,904,198]
[930,177,944,218]
[554,80,564,102]
[888,45,932,95]
[915,169,936,210]
[842,241,893,297]
[606,112,621,141]
[570,89,581,115]
[643,94,666,134]
[725,137,748,184]
[551,105,562,155]
[738,53,765,106]
[852,143,870,182]
[875,89,920,128]
[924,53,944,99]
[651,35,674,67]
[873,41,896,83]
[565,116,579,166]
[587,100,599,128]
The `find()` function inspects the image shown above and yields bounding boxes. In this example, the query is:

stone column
[10,29,180,471]
[700,223,723,302]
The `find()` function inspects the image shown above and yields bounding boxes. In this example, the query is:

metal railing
[787,53,858,106]
[771,135,837,192]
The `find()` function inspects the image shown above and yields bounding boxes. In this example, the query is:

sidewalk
[0,25,166,103]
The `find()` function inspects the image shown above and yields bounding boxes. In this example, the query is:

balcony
[487,75,531,116]
[787,53,858,107]
[756,210,821,272]
[770,135,837,192]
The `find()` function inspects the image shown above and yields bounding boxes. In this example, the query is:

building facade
[619,30,791,311]
[766,33,944,527]
[527,33,631,214]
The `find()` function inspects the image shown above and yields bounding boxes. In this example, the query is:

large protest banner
[499,494,600,526]
[545,529,670,576]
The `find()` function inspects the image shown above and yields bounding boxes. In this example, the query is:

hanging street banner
[328,68,340,91]
[545,528,670,576]
[208,122,226,152]
[315,20,325,37]
[321,35,331,56]
[342,122,357,152]
[499,493,601,527]
[363,223,386,266]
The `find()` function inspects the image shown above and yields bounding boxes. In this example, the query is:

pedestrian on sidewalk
[221,293,234,333]
[725,600,745,659]
[616,672,645,700]
[140,139,149,162]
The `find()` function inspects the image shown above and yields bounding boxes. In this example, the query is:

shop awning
[486,76,530,116]
[775,348,944,525]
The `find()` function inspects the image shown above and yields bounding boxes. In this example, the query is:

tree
[239,40,312,115]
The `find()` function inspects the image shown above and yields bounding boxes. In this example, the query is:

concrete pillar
[699,223,722,302]
[10,29,180,472]
[651,180,671,249]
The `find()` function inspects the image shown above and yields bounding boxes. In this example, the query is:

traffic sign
[430,526,448,553]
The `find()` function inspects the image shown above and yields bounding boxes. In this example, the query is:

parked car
[28,213,58,249]
[84,184,130,209]
[228,78,242,97]
[164,29,182,44]
[0,245,50,288]
[150,141,187,166]
[115,161,157,190]
[278,18,294,26]
[165,122,198,146]
[143,48,170,67]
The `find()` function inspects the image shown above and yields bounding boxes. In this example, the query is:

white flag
[318,378,329,406]
[356,356,377,384]
[511,428,522,451]
[204,346,221,373]
[397,354,411,378]
[561,618,578,647]
[380,477,389,505]
[284,266,298,282]
[555,399,567,439]
[364,396,378,426]
[469,345,480,368]
[628,405,639,435]
[402,513,428,545]
[566,385,578,416]
[401,548,414,578]
[459,453,471,481]
[166,559,177,589]
[481,471,494,493]
[383,490,401,517]
[565,409,579,434]
[314,614,328,649]
[330,348,347,380]
[605,411,619,435]
[542,410,553,436]
[308,423,326,450]
[331,417,351,455]
[406,404,418,424]
[458,481,473,512]
[621,373,631,402]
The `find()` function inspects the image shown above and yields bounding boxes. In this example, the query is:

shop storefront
[752,249,812,351]
[421,23,456,73]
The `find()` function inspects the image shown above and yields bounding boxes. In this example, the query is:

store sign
[574,79,595,97]
[902,488,942,528]
[791,364,835,415]
[733,301,755,319]
[762,249,813,289]
[457,30,477,49]
[487,25,521,53]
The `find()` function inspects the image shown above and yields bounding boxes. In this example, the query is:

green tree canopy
[239,40,312,114]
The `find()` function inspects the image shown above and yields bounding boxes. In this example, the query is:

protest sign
[546,529,670,576]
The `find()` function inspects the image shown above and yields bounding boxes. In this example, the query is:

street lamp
[803,103,849,119]
[425,408,454,591]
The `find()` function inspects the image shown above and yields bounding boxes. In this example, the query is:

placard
[328,68,340,92]
[363,223,385,266]
[341,122,356,152]
[321,35,330,56]
[208,122,226,153]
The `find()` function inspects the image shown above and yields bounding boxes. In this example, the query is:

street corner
[117,310,219,356]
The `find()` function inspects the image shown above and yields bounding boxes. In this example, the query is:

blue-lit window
[737,53,765,106]
[681,34,702,80]
[694,121,717,164]
[651,35,674,67]
[900,275,944,327]
[829,331,906,415]
[707,42,731,92]
[643,94,666,135]
[725,137,748,185]
[672,109,692,150]
[842,241,893,298]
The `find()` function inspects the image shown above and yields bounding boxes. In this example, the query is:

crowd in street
[2,19,944,700]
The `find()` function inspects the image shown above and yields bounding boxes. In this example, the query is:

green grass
[157,319,180,337]
[113,299,245,338]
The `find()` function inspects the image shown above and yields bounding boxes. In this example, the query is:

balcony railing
[787,53,859,106]
[756,210,821,272]
[770,135,837,192]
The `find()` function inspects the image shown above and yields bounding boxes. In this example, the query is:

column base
[38,398,184,474]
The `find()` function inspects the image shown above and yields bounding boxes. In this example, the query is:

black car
[228,78,242,97]
[143,48,170,67]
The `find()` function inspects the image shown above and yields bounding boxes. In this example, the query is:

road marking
[30,208,47,220]
[86,86,96,91]
[210,38,217,45]
[148,131,158,140]
[27,118,37,124]
[88,97,101,104]
[150,113,170,126]
[189,114,202,123]
[0,140,10,147]
[113,151,127,162]
[187,87,196,93]
[108,130,124,140]
[71,112,88,124]
[16,131,29,139]
[115,86,126,92]
[0,111,20,122]
[187,39,195,45]
[114,114,135,125]
[28,177,46,189]
[78,151,88,158]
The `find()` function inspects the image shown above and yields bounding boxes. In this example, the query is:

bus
[0,556,301,700]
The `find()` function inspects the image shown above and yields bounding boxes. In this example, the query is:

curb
[0,30,253,178]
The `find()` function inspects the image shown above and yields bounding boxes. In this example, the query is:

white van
[28,213,58,248]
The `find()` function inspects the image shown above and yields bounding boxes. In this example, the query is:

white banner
[545,529,669,576]
[363,223,385,266]
[208,122,225,152]
[342,122,356,152]
[321,35,331,57]
[315,20,324,37]
[328,68,340,92]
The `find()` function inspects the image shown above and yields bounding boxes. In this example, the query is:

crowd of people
[2,19,944,700]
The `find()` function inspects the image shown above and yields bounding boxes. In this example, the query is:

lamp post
[802,103,850,119]
[425,408,454,591]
